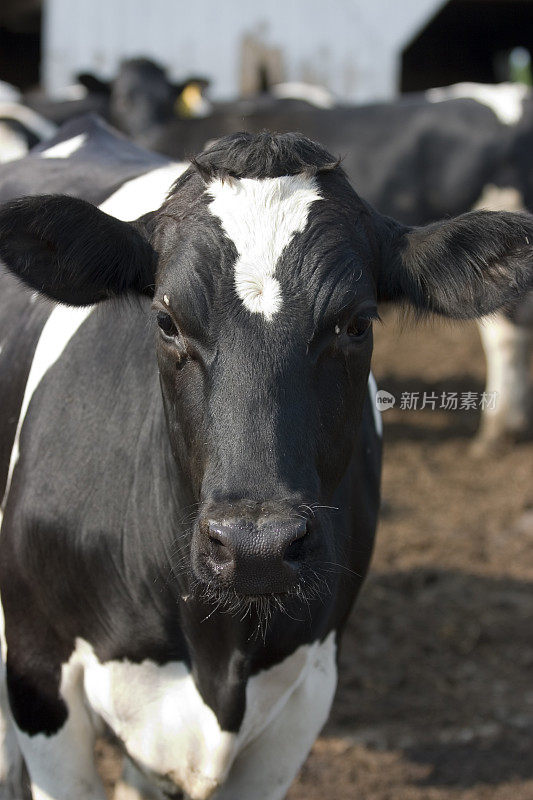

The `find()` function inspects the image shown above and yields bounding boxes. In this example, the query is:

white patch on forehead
[0,305,93,522]
[99,162,188,221]
[426,82,528,125]
[206,174,321,320]
[40,133,87,159]
[74,632,335,800]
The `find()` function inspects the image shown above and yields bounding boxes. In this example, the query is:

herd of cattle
[0,58,531,800]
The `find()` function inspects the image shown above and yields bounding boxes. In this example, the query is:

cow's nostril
[206,523,234,565]
[283,522,308,563]
[283,537,305,562]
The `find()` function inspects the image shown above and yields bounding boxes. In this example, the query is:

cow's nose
[202,517,308,594]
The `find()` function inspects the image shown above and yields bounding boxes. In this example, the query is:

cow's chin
[191,580,307,639]
[190,559,332,631]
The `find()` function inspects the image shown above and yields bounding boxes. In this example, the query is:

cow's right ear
[0,195,156,305]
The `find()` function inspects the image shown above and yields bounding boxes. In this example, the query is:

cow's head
[78,58,211,135]
[0,132,531,602]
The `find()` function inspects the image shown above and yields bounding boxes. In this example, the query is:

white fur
[41,133,88,159]
[0,102,56,141]
[99,162,188,221]
[55,83,89,101]
[207,175,321,320]
[0,672,28,799]
[473,183,524,213]
[66,632,336,800]
[0,81,21,103]
[0,102,57,162]
[0,306,93,519]
[271,82,335,109]
[14,650,106,800]
[0,122,30,163]
[471,184,531,441]
[426,82,528,125]
[478,312,532,439]
[213,631,337,800]
[0,601,26,795]
[367,372,382,437]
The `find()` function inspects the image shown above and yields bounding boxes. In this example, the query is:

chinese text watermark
[375,389,498,412]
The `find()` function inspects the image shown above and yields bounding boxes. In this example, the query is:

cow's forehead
[205,174,322,320]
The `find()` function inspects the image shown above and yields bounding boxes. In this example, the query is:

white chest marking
[99,162,188,221]
[0,306,93,524]
[73,632,336,800]
[207,175,321,320]
[40,133,87,159]
[367,372,382,437]
[426,82,528,125]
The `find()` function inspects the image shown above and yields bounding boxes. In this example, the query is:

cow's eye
[157,311,178,338]
[346,317,372,338]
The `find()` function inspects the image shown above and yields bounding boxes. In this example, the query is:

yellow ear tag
[175,83,203,118]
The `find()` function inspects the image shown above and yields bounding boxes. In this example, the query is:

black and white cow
[0,119,531,800]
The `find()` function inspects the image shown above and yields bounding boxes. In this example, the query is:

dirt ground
[99,309,532,799]
[287,309,533,800]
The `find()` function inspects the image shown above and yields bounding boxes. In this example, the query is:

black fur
[379,210,533,317]
[191,131,340,181]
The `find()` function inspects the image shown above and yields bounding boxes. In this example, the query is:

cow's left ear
[378,210,533,318]
[0,194,156,305]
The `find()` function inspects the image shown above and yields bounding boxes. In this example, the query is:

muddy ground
[99,309,532,799]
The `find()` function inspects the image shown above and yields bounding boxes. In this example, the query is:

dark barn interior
[401,0,533,92]
[0,0,41,90]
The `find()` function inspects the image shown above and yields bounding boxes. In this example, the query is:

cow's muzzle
[194,511,310,595]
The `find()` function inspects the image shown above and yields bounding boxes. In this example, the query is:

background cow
[24,58,211,134]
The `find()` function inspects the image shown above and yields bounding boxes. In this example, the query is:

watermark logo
[374,390,498,412]
[375,390,396,411]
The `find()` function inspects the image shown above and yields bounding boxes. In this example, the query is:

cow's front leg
[6,656,106,800]
[213,634,338,800]
[0,673,31,800]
